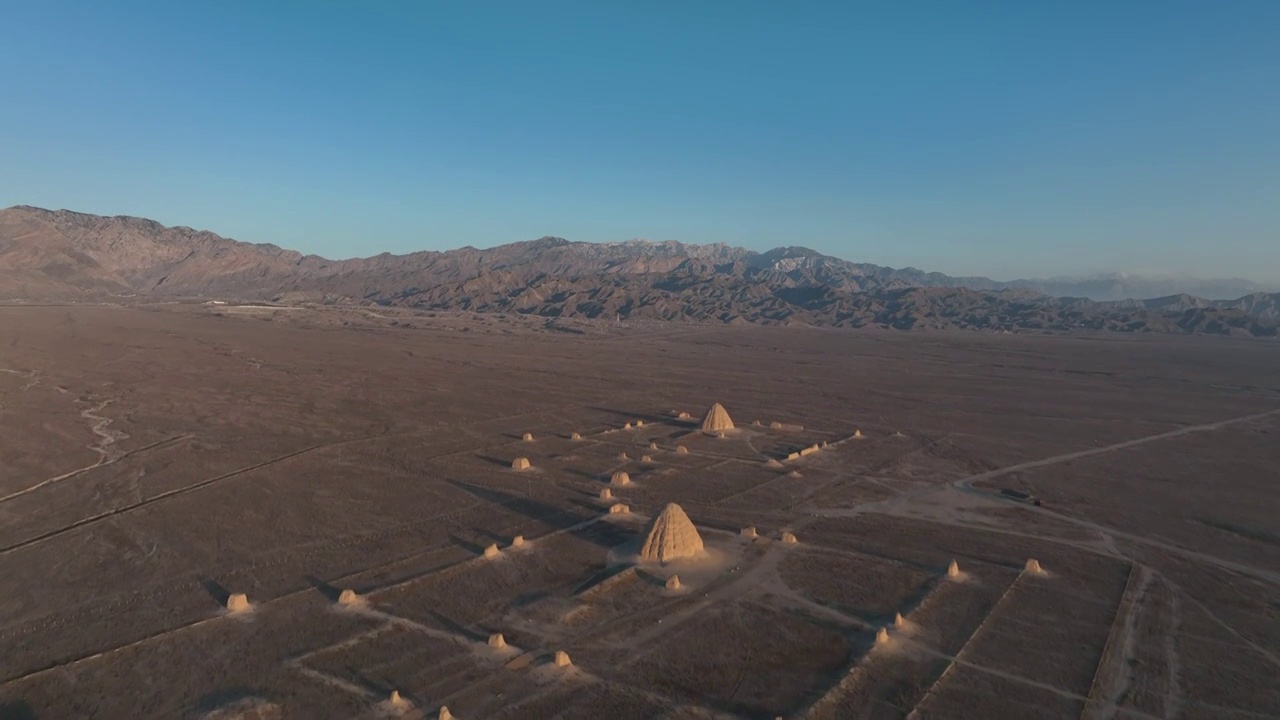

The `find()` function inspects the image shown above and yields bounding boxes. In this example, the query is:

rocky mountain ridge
[1,205,1274,337]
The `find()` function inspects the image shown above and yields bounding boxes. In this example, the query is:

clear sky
[2,1,1277,281]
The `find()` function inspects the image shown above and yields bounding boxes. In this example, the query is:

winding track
[0,434,191,506]
[944,407,1280,585]
[953,407,1280,492]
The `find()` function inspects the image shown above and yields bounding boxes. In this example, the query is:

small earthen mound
[623,422,632,430]
[570,432,582,440]
[522,432,534,442]
[780,532,798,544]
[511,457,531,470]
[599,487,613,500]
[649,441,658,450]
[741,526,758,538]
[389,691,407,708]
[610,470,631,486]
[764,458,784,469]
[511,535,525,548]
[483,544,500,559]
[641,455,653,463]
[554,650,572,667]
[226,593,250,613]
[876,627,889,645]
[677,411,691,420]
[617,451,629,460]
[636,420,645,427]
[1025,558,1044,574]
[675,445,688,455]
[753,420,762,426]
[665,575,681,590]
[337,589,360,606]
[947,559,961,578]
[854,429,864,438]
[608,503,629,514]
[894,612,906,629]
[769,421,783,429]
[639,503,705,563]
[788,470,802,478]
[438,706,453,720]
[701,403,734,432]
[488,633,506,649]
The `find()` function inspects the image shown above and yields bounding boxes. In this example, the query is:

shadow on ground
[0,701,36,720]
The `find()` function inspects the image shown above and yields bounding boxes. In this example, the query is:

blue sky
[2,1,1277,281]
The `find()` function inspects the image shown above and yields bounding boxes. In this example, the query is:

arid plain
[0,303,1277,720]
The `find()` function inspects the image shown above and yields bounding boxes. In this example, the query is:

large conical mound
[701,403,734,433]
[639,503,705,564]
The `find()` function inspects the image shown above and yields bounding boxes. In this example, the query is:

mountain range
[1,205,1275,337]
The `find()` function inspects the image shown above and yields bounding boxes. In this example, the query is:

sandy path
[1081,564,1150,720]
[914,643,1096,703]
[0,396,583,555]
[1163,583,1184,718]
[904,571,1024,718]
[799,406,1280,710]
[1173,584,1280,668]
[0,438,338,557]
[920,407,1280,584]
[872,495,1280,587]
[0,611,229,690]
[953,407,1280,492]
[81,400,126,460]
[0,504,593,687]
[0,434,189,506]
[0,367,41,391]
[290,665,381,704]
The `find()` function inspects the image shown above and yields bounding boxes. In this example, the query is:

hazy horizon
[2,2,1276,282]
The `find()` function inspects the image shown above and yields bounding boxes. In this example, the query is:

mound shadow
[566,496,607,514]
[563,467,600,482]
[426,609,487,642]
[586,405,687,427]
[0,701,36,720]
[632,567,671,588]
[192,688,267,714]
[200,578,231,607]
[475,453,514,468]
[473,527,515,545]
[302,574,343,603]
[446,480,621,551]
[448,533,487,555]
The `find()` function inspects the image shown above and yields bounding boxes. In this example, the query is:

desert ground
[0,303,1277,720]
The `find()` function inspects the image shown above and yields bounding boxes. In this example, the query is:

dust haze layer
[1,205,1276,337]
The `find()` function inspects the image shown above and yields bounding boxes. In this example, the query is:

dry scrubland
[0,303,1277,720]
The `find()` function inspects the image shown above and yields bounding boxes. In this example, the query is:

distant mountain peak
[523,236,572,249]
[762,245,823,257]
